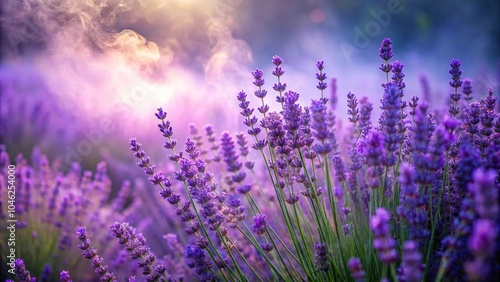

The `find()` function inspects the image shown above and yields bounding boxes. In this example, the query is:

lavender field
[1,0,499,281]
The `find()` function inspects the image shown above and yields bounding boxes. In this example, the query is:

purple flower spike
[155,107,167,120]
[391,60,406,91]
[76,226,116,281]
[471,169,498,220]
[379,38,393,74]
[110,222,167,280]
[252,214,268,235]
[314,243,329,272]
[220,132,243,173]
[185,245,215,281]
[41,263,52,282]
[310,99,332,143]
[449,59,463,89]
[60,270,72,282]
[462,78,473,101]
[379,38,393,61]
[400,241,423,282]
[371,208,398,265]
[272,56,285,77]
[272,55,283,66]
[14,259,34,282]
[348,257,365,280]
[469,219,497,259]
[252,68,265,87]
[380,83,402,167]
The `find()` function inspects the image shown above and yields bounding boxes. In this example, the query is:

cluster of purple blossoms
[14,259,35,282]
[379,83,403,167]
[109,222,171,281]
[361,130,385,189]
[310,99,335,155]
[76,226,116,282]
[358,96,373,136]
[314,243,329,272]
[129,138,185,209]
[448,59,463,117]
[379,38,393,76]
[236,91,266,150]
[397,164,429,242]
[185,245,215,282]
[315,60,328,103]
[252,214,268,235]
[464,169,499,280]
[399,241,423,282]
[271,55,287,104]
[371,208,398,265]
[348,257,365,280]
[391,60,406,92]
[220,131,249,194]
[283,90,305,150]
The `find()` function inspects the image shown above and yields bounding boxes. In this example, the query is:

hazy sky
[1,0,499,165]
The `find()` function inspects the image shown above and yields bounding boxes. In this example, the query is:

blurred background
[1,0,499,197]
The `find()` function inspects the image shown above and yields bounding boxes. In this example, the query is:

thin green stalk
[323,155,349,281]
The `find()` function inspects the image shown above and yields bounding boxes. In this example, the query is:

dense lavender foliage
[1,38,499,281]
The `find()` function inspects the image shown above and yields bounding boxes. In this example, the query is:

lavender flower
[236,133,249,157]
[348,257,365,280]
[397,163,429,242]
[400,241,423,282]
[76,226,116,281]
[454,141,481,197]
[332,154,346,182]
[270,56,287,104]
[361,130,385,188]
[379,38,393,76]
[220,131,243,173]
[448,59,462,116]
[347,92,360,126]
[358,96,373,136]
[465,219,498,281]
[468,219,497,259]
[391,60,406,92]
[379,38,393,60]
[185,245,215,281]
[379,83,402,167]
[371,208,398,264]
[314,243,329,272]
[226,196,246,227]
[470,169,498,220]
[40,263,51,282]
[129,138,183,206]
[464,102,481,139]
[110,222,168,281]
[60,270,72,282]
[419,74,431,102]
[283,90,305,149]
[14,259,35,282]
[263,112,287,152]
[449,59,463,89]
[315,60,328,102]
[252,214,268,235]
[310,99,334,155]
[412,102,432,185]
[237,91,263,138]
[462,78,473,102]
[330,78,338,110]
